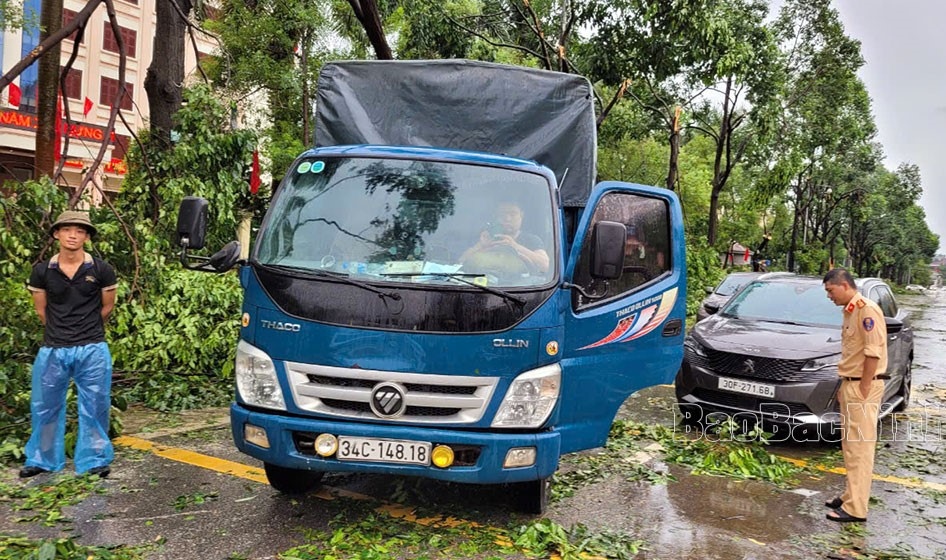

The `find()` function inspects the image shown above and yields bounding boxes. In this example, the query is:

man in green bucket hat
[20,210,117,479]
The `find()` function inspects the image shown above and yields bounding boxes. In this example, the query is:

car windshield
[715,275,754,296]
[720,281,841,327]
[254,156,556,288]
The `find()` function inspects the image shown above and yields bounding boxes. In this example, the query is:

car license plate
[717,376,776,398]
[337,436,431,466]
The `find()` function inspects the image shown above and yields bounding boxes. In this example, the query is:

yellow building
[0,0,213,198]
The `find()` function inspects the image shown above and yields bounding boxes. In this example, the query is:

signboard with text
[0,108,118,144]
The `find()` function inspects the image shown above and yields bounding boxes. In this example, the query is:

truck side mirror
[177,196,209,250]
[209,241,242,273]
[590,221,626,280]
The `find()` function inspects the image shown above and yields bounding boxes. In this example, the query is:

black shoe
[18,466,49,478]
[825,497,843,509]
[826,507,866,523]
[87,466,110,479]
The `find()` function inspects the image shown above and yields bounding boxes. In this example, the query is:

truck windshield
[256,157,556,288]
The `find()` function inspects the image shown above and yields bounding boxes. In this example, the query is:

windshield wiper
[381,272,526,306]
[255,262,401,302]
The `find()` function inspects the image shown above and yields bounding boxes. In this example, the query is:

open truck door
[558,182,687,453]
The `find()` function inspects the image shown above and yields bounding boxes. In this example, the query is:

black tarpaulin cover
[314,59,597,207]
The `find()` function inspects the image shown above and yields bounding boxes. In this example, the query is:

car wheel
[894,360,912,412]
[675,381,704,428]
[515,476,551,515]
[264,462,325,494]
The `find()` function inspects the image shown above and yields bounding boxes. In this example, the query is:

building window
[61,67,82,100]
[111,134,131,160]
[102,23,137,58]
[19,0,42,113]
[61,9,81,42]
[100,76,133,111]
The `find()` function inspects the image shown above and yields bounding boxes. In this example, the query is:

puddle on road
[551,465,817,559]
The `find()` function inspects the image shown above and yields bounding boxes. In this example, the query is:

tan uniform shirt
[837,292,887,378]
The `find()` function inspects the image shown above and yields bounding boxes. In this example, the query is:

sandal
[824,497,843,509]
[826,507,866,523]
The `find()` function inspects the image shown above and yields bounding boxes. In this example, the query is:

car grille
[286,362,498,424]
[687,348,835,382]
[693,388,811,417]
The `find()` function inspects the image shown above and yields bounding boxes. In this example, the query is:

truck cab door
[557,182,687,453]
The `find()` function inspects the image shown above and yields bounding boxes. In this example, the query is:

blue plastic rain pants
[23,342,114,474]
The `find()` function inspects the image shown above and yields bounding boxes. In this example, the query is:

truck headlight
[801,353,841,371]
[235,340,286,410]
[491,364,561,428]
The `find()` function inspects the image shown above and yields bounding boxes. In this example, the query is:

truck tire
[515,476,551,515]
[264,463,324,494]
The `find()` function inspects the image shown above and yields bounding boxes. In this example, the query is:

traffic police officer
[823,268,887,522]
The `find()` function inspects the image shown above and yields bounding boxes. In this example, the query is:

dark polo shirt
[28,253,117,348]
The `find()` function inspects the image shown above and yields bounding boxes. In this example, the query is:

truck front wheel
[264,463,324,494]
[515,476,551,515]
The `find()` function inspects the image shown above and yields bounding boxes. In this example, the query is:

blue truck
[176,60,687,513]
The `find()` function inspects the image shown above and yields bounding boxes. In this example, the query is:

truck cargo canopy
[314,59,597,207]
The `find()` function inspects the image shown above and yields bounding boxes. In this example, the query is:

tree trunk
[34,0,63,180]
[347,0,393,60]
[145,0,193,146]
[708,189,721,246]
[707,78,731,246]
[666,106,681,192]
[666,131,679,192]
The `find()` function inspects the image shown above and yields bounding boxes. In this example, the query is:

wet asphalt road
[1,289,945,559]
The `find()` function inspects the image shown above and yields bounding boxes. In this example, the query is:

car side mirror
[705,304,720,314]
[705,286,715,295]
[176,196,209,250]
[885,317,903,334]
[590,221,626,280]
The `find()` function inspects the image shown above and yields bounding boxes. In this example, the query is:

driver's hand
[491,234,517,248]
[468,231,494,252]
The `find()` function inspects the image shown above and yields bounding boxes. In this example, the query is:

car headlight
[801,353,841,372]
[491,364,561,428]
[684,336,708,357]
[235,340,286,410]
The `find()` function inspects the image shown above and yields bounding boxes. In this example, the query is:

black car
[696,271,767,322]
[675,275,913,440]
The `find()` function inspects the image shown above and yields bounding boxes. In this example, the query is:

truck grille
[286,362,498,424]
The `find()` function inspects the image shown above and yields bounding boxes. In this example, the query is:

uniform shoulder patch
[845,302,855,313]
[856,299,866,308]
[863,317,875,331]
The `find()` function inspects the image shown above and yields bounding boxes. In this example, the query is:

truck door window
[572,193,671,310]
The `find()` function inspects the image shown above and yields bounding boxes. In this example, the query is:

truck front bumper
[231,404,561,484]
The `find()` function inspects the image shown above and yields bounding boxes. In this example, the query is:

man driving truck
[460,201,550,275]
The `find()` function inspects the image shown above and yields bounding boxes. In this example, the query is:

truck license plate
[717,376,776,398]
[337,436,431,466]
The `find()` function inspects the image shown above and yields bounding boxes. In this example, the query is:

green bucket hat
[50,210,97,237]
